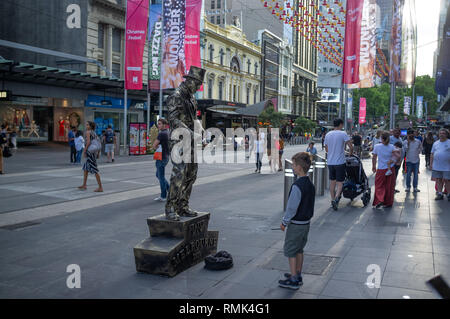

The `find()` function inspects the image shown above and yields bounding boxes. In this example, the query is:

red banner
[359,98,367,124]
[125,0,149,90]
[342,0,364,84]
[185,0,202,76]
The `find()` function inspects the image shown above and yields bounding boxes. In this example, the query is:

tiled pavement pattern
[0,143,448,299]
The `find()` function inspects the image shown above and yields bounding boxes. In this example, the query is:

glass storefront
[93,111,138,144]
[0,104,49,142]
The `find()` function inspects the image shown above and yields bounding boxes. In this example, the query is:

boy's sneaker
[435,193,444,200]
[405,188,411,193]
[278,277,300,290]
[283,273,304,285]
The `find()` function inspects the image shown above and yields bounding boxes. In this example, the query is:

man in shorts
[103,125,116,163]
[430,129,450,201]
[324,118,353,210]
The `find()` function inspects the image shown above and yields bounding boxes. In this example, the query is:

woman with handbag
[78,121,103,192]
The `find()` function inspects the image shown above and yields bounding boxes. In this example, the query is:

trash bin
[284,159,297,211]
[314,162,326,196]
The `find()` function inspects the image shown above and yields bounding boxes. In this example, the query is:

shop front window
[94,111,138,145]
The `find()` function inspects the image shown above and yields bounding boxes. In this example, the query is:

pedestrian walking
[102,125,116,163]
[68,126,76,164]
[430,128,450,201]
[390,128,402,145]
[324,118,353,211]
[306,142,317,156]
[278,152,315,290]
[371,130,382,151]
[372,132,397,209]
[0,124,8,174]
[403,129,422,193]
[352,132,362,158]
[321,132,326,150]
[423,132,434,168]
[153,118,170,202]
[253,131,264,173]
[277,136,285,172]
[78,121,103,192]
[74,130,85,164]
[392,141,404,193]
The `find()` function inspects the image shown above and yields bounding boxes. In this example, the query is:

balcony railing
[292,85,306,96]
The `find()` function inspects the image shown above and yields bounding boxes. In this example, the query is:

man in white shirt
[430,128,450,201]
[324,118,353,210]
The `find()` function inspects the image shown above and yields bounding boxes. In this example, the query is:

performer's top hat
[183,66,206,83]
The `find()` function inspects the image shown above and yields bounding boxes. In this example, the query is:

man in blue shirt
[68,126,76,163]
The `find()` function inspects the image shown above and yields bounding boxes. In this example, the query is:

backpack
[105,130,114,144]
[88,132,101,153]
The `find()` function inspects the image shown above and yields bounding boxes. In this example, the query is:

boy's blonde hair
[292,152,312,174]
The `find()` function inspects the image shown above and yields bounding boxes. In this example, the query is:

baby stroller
[342,154,371,206]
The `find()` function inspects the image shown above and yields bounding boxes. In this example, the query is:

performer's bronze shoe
[165,211,180,221]
[178,208,199,217]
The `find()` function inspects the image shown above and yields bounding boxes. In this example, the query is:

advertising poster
[416,96,423,119]
[389,0,404,83]
[348,0,377,89]
[125,0,149,90]
[139,123,148,155]
[359,98,367,124]
[404,96,411,115]
[129,123,140,155]
[161,0,202,89]
[343,0,365,84]
[399,0,417,86]
[148,0,163,91]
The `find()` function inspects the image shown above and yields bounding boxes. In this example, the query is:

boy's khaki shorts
[284,223,310,258]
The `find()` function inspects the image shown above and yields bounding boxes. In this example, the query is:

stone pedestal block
[134,212,218,277]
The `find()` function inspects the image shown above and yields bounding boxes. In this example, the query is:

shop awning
[207,105,241,115]
[235,100,275,117]
[0,58,125,90]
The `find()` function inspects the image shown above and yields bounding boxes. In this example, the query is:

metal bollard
[284,159,297,211]
[314,162,326,196]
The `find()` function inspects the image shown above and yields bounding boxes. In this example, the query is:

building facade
[0,0,149,144]
[291,0,320,121]
[199,19,262,128]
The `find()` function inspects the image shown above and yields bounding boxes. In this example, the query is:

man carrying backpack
[103,125,116,163]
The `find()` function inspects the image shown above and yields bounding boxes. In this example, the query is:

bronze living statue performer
[165,66,206,221]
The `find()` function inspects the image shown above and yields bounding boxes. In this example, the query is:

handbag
[153,145,162,161]
[88,133,101,153]
[2,146,12,158]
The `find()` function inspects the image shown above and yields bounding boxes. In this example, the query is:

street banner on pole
[161,0,202,89]
[125,0,149,90]
[435,5,450,96]
[148,0,163,91]
[404,96,411,115]
[389,0,404,83]
[416,96,423,118]
[348,0,377,89]
[398,0,417,85]
[347,96,353,121]
[343,0,365,84]
[359,98,367,124]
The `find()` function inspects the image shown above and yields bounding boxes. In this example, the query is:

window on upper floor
[98,23,105,49]
[218,81,223,100]
[283,75,288,88]
[211,0,215,9]
[112,62,121,78]
[208,78,213,99]
[112,28,122,52]
[247,60,251,73]
[217,0,221,9]
[209,45,214,62]
[210,15,215,24]
[216,16,221,25]
[246,87,250,104]
[219,49,224,65]
[254,63,258,75]
[323,67,327,73]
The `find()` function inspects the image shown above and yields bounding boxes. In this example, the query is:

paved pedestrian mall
[0,143,448,299]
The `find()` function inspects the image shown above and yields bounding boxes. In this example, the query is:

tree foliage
[258,106,286,128]
[293,117,317,134]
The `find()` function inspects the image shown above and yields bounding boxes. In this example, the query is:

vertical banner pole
[159,0,163,119]
[124,89,128,155]
[390,82,395,130]
[147,92,151,134]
